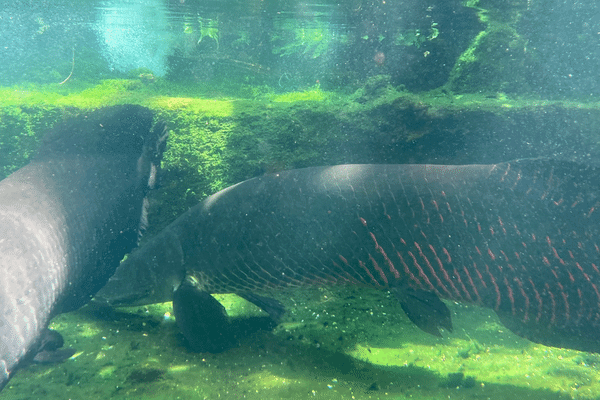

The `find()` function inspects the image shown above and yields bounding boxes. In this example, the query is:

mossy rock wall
[133,94,600,234]
[2,84,600,235]
[0,105,81,179]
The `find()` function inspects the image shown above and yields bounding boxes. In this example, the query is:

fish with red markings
[95,159,600,353]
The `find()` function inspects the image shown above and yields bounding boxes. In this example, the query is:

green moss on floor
[3,287,594,399]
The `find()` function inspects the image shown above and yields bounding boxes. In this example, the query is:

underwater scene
[1,0,600,399]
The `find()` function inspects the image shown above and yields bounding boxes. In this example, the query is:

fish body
[0,105,166,389]
[96,160,600,353]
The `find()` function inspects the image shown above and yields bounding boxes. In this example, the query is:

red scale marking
[567,270,575,283]
[368,232,400,279]
[358,259,380,287]
[432,199,439,212]
[592,282,600,313]
[443,248,452,263]
[577,288,584,323]
[552,247,565,265]
[462,266,481,303]
[543,256,551,266]
[529,278,543,323]
[397,251,420,286]
[561,289,570,322]
[499,249,508,261]
[513,224,521,236]
[475,245,482,256]
[446,202,452,213]
[368,254,388,285]
[553,198,564,206]
[453,267,472,302]
[546,283,557,326]
[487,248,496,261]
[576,262,588,280]
[461,210,467,227]
[593,263,600,274]
[589,202,600,217]
[531,233,536,241]
[498,216,507,235]
[485,264,502,310]
[514,277,530,322]
[360,217,368,227]
[472,262,487,288]
[408,251,439,294]
[428,244,461,299]
[576,262,600,305]
[414,242,452,297]
[490,226,495,235]
[503,276,516,316]
[419,199,430,223]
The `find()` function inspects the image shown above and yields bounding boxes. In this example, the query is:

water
[95,0,173,76]
[0,0,474,90]
[2,1,600,399]
[3,0,597,97]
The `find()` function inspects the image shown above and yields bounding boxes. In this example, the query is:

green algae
[2,79,600,233]
[2,287,593,399]
[268,86,332,103]
[448,1,540,95]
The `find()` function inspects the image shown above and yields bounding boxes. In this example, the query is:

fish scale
[96,159,600,353]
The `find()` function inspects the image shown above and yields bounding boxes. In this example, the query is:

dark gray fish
[0,105,167,390]
[96,160,600,353]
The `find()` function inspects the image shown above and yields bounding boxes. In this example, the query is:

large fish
[95,159,600,354]
[0,105,167,389]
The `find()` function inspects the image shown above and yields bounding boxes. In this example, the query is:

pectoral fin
[391,287,453,337]
[172,277,234,353]
[239,293,285,322]
[32,329,76,364]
